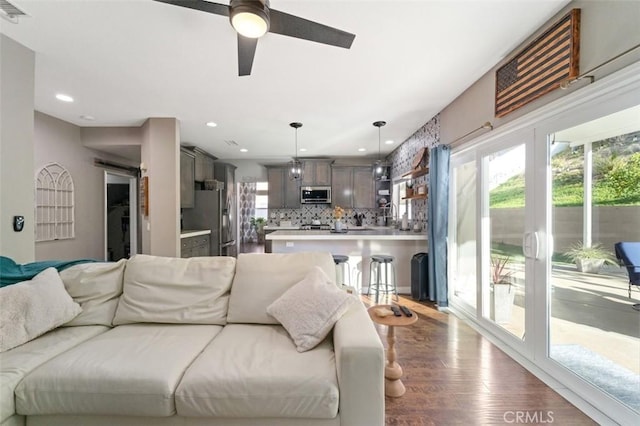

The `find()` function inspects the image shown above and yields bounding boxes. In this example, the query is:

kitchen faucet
[384,202,398,226]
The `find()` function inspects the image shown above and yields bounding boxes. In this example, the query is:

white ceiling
[1,0,569,162]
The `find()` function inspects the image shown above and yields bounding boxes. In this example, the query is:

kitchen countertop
[180,229,212,238]
[265,228,426,241]
[263,225,301,230]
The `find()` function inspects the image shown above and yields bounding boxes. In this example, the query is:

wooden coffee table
[368,304,418,397]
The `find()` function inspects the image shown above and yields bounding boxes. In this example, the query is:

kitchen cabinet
[267,166,301,209]
[331,166,374,208]
[180,149,195,208]
[181,234,210,258]
[352,167,375,208]
[194,150,215,182]
[302,160,332,186]
[264,229,277,253]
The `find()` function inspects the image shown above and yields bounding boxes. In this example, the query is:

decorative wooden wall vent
[495,9,580,117]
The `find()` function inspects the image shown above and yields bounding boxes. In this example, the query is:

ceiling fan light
[229,1,270,38]
[231,11,268,38]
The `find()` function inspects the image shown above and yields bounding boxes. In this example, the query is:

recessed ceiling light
[80,115,95,121]
[299,148,307,152]
[55,93,74,102]
[385,139,394,145]
[206,121,217,128]
[358,148,366,152]
[240,148,248,153]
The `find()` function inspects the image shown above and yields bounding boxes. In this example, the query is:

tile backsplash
[268,205,381,227]
[388,114,440,228]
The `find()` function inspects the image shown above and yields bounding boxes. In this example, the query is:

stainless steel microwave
[301,186,331,204]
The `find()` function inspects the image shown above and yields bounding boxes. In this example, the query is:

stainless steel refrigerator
[182,163,237,257]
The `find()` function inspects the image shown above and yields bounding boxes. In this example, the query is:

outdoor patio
[503,263,640,411]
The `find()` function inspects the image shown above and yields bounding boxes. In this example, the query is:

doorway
[104,172,137,261]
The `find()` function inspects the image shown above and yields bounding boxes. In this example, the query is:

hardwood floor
[362,295,596,425]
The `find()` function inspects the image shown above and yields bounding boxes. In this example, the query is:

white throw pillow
[0,268,82,352]
[113,254,236,325]
[60,259,126,326]
[267,266,355,352]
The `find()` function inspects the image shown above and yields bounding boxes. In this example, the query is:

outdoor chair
[613,242,640,311]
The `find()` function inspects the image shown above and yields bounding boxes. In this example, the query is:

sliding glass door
[448,65,640,424]
[545,105,640,415]
[450,131,533,351]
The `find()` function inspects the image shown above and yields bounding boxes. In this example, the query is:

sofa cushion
[113,254,236,325]
[59,259,126,326]
[227,252,336,324]
[0,268,82,352]
[0,325,108,424]
[15,324,222,417]
[176,323,339,419]
[267,266,356,352]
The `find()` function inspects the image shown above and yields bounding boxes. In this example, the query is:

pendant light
[288,122,304,181]
[372,120,387,178]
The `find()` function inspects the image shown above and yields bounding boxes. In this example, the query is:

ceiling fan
[153,0,356,76]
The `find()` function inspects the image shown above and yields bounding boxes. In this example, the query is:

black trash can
[411,253,429,301]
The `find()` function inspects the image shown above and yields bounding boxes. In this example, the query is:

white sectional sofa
[0,252,385,426]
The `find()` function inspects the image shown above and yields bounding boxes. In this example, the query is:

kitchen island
[266,228,427,294]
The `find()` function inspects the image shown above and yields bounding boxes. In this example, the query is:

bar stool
[367,254,398,303]
[332,254,352,287]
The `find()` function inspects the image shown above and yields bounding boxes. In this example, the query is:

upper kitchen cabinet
[331,166,374,208]
[302,160,332,186]
[180,146,217,182]
[180,149,195,208]
[267,166,301,209]
[352,167,375,208]
[193,148,216,182]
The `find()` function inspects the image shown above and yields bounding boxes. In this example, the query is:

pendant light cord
[372,120,386,165]
[378,126,381,161]
[289,122,303,160]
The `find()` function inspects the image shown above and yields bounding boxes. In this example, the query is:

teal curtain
[427,145,450,307]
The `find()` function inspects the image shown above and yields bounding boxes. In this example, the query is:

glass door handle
[522,232,540,260]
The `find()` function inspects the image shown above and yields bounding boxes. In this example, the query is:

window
[255,181,268,219]
[35,163,74,241]
[392,180,412,221]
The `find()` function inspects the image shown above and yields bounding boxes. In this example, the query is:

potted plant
[333,206,345,231]
[490,255,515,324]
[563,242,617,274]
[405,180,414,197]
[250,217,266,242]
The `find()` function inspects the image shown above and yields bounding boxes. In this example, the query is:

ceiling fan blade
[269,9,355,49]
[238,35,258,76]
[152,0,229,17]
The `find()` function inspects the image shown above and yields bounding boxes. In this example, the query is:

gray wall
[82,126,142,163]
[0,35,35,263]
[140,118,181,257]
[441,0,640,146]
[229,159,268,183]
[34,112,128,260]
